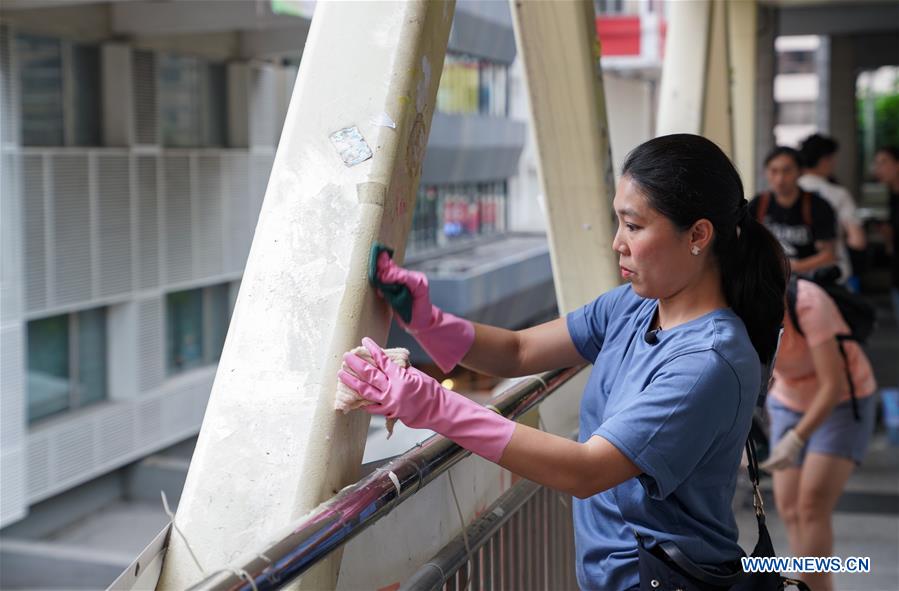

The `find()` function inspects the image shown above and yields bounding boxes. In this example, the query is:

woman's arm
[460,317,587,378]
[498,424,641,499]
[792,336,849,441]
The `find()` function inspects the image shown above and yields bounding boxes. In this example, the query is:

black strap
[651,437,766,589]
[835,337,861,421]
[657,541,744,588]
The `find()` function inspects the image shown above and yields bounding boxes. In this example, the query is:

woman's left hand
[338,338,516,462]
[759,429,806,472]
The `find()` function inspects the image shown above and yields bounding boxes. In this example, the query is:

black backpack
[785,273,876,420]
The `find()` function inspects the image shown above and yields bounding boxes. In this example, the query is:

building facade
[0,0,528,534]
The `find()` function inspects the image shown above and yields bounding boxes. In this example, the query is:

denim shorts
[766,394,877,466]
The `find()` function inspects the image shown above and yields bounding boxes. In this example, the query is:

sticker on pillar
[330,126,373,167]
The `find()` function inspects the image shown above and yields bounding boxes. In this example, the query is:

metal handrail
[193,364,587,591]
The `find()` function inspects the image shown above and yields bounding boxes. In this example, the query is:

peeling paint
[416,55,431,113]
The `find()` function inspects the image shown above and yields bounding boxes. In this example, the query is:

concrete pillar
[657,0,733,156]
[754,5,778,194]
[156,2,454,589]
[508,0,619,313]
[728,0,758,195]
[827,35,859,194]
[815,36,832,134]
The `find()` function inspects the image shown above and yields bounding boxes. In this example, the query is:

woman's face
[612,175,699,300]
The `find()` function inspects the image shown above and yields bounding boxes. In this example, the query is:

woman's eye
[625,223,638,232]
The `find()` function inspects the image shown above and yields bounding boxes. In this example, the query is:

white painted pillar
[508,0,619,314]
[156,2,454,589]
[729,0,758,195]
[754,5,777,194]
[657,0,734,156]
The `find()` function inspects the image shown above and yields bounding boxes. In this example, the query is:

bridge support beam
[157,2,454,589]
[657,0,734,157]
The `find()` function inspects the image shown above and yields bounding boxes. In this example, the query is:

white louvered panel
[0,325,24,449]
[98,405,135,461]
[136,155,159,289]
[1,152,22,322]
[157,376,211,445]
[225,152,251,274]
[133,50,158,146]
[196,154,224,278]
[163,155,193,283]
[137,396,163,449]
[0,446,27,527]
[26,435,51,499]
[51,154,92,306]
[250,66,277,149]
[137,297,164,392]
[55,423,94,483]
[22,154,47,311]
[250,152,273,225]
[97,154,132,297]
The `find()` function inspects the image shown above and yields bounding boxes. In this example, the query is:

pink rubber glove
[376,252,475,374]
[338,337,516,463]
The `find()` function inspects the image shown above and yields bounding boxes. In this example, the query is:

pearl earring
[691,246,701,256]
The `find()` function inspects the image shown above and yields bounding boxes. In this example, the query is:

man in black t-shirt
[750,146,837,277]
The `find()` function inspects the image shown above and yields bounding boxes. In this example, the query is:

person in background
[872,145,899,319]
[799,134,866,288]
[750,147,839,278]
[759,278,877,591]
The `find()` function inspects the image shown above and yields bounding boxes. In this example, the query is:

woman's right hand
[376,251,437,332]
[375,251,475,374]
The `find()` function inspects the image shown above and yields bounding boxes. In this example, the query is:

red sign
[595,16,641,57]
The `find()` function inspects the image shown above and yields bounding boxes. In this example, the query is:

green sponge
[369,242,414,323]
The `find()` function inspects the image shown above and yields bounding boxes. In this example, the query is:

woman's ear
[690,218,715,251]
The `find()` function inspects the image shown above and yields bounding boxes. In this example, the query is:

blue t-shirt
[566,284,761,591]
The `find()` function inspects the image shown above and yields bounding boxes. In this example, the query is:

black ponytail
[622,134,788,364]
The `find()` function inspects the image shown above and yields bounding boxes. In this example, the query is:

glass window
[16,34,103,146]
[437,53,509,116]
[159,54,228,148]
[71,43,102,146]
[407,181,508,255]
[159,54,201,147]
[77,308,107,406]
[27,308,108,424]
[778,101,816,126]
[167,283,234,374]
[200,62,228,147]
[27,314,70,422]
[167,288,205,373]
[17,34,64,146]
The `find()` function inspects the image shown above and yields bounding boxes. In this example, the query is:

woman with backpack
[759,277,877,591]
[339,134,791,590]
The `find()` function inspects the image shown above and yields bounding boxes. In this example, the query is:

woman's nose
[612,230,626,254]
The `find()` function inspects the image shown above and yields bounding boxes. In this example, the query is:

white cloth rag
[335,346,410,438]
